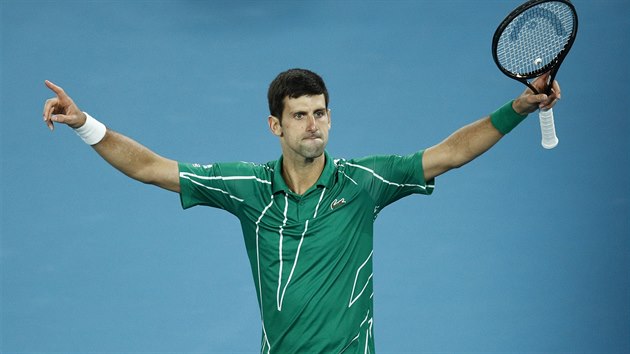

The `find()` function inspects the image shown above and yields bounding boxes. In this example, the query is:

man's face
[268,94,331,163]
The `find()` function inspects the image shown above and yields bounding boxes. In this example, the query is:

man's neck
[281,154,326,195]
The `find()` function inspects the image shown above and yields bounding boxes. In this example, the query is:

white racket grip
[539,108,558,149]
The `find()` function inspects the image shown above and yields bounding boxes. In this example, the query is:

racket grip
[539,108,558,149]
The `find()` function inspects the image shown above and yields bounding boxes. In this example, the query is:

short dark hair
[267,68,329,121]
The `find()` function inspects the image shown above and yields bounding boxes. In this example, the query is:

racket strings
[496,1,575,77]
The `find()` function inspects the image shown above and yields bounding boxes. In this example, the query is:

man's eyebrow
[291,108,325,114]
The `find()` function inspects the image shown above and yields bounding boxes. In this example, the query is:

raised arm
[42,80,180,193]
[422,74,561,181]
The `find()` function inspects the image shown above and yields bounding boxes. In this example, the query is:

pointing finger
[44,80,68,99]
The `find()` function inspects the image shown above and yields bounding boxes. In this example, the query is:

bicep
[148,157,180,193]
[422,143,454,182]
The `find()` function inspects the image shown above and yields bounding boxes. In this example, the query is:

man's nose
[305,114,317,132]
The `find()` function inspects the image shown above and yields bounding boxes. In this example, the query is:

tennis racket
[492,0,578,149]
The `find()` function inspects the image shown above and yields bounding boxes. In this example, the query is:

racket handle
[539,108,558,149]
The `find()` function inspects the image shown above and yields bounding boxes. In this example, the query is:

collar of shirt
[271,151,336,196]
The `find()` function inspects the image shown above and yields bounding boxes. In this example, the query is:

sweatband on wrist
[74,112,106,145]
[490,100,528,135]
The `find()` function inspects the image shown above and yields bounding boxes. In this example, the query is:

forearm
[423,101,529,180]
[450,99,530,165]
[442,116,503,169]
[92,129,180,192]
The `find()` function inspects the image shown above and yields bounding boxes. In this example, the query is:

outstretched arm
[42,80,180,193]
[422,74,561,181]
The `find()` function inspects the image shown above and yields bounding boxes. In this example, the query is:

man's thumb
[534,93,549,104]
[51,114,68,123]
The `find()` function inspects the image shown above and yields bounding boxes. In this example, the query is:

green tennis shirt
[179,150,434,353]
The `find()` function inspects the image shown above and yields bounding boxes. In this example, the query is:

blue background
[2,0,629,352]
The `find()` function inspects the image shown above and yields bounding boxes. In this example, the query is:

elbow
[133,159,180,192]
[451,153,472,169]
[442,140,471,170]
[124,168,153,185]
[450,151,478,171]
[123,159,161,185]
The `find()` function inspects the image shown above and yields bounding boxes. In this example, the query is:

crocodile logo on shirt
[331,198,346,210]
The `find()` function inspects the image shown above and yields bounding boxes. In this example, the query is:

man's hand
[512,72,562,115]
[42,80,87,131]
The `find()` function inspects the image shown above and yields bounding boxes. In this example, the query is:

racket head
[492,0,578,93]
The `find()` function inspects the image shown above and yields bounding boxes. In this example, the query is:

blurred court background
[1,0,628,352]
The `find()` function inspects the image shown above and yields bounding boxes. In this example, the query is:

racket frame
[491,0,578,96]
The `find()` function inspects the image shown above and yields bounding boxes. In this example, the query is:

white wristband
[74,112,107,145]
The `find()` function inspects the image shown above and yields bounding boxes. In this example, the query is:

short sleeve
[347,150,435,209]
[178,161,268,215]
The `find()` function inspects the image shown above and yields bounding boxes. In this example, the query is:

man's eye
[314,111,325,118]
[294,113,304,119]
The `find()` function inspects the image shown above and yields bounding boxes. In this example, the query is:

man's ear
[268,115,282,137]
[327,108,332,130]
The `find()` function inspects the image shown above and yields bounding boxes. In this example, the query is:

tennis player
[42,68,560,353]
